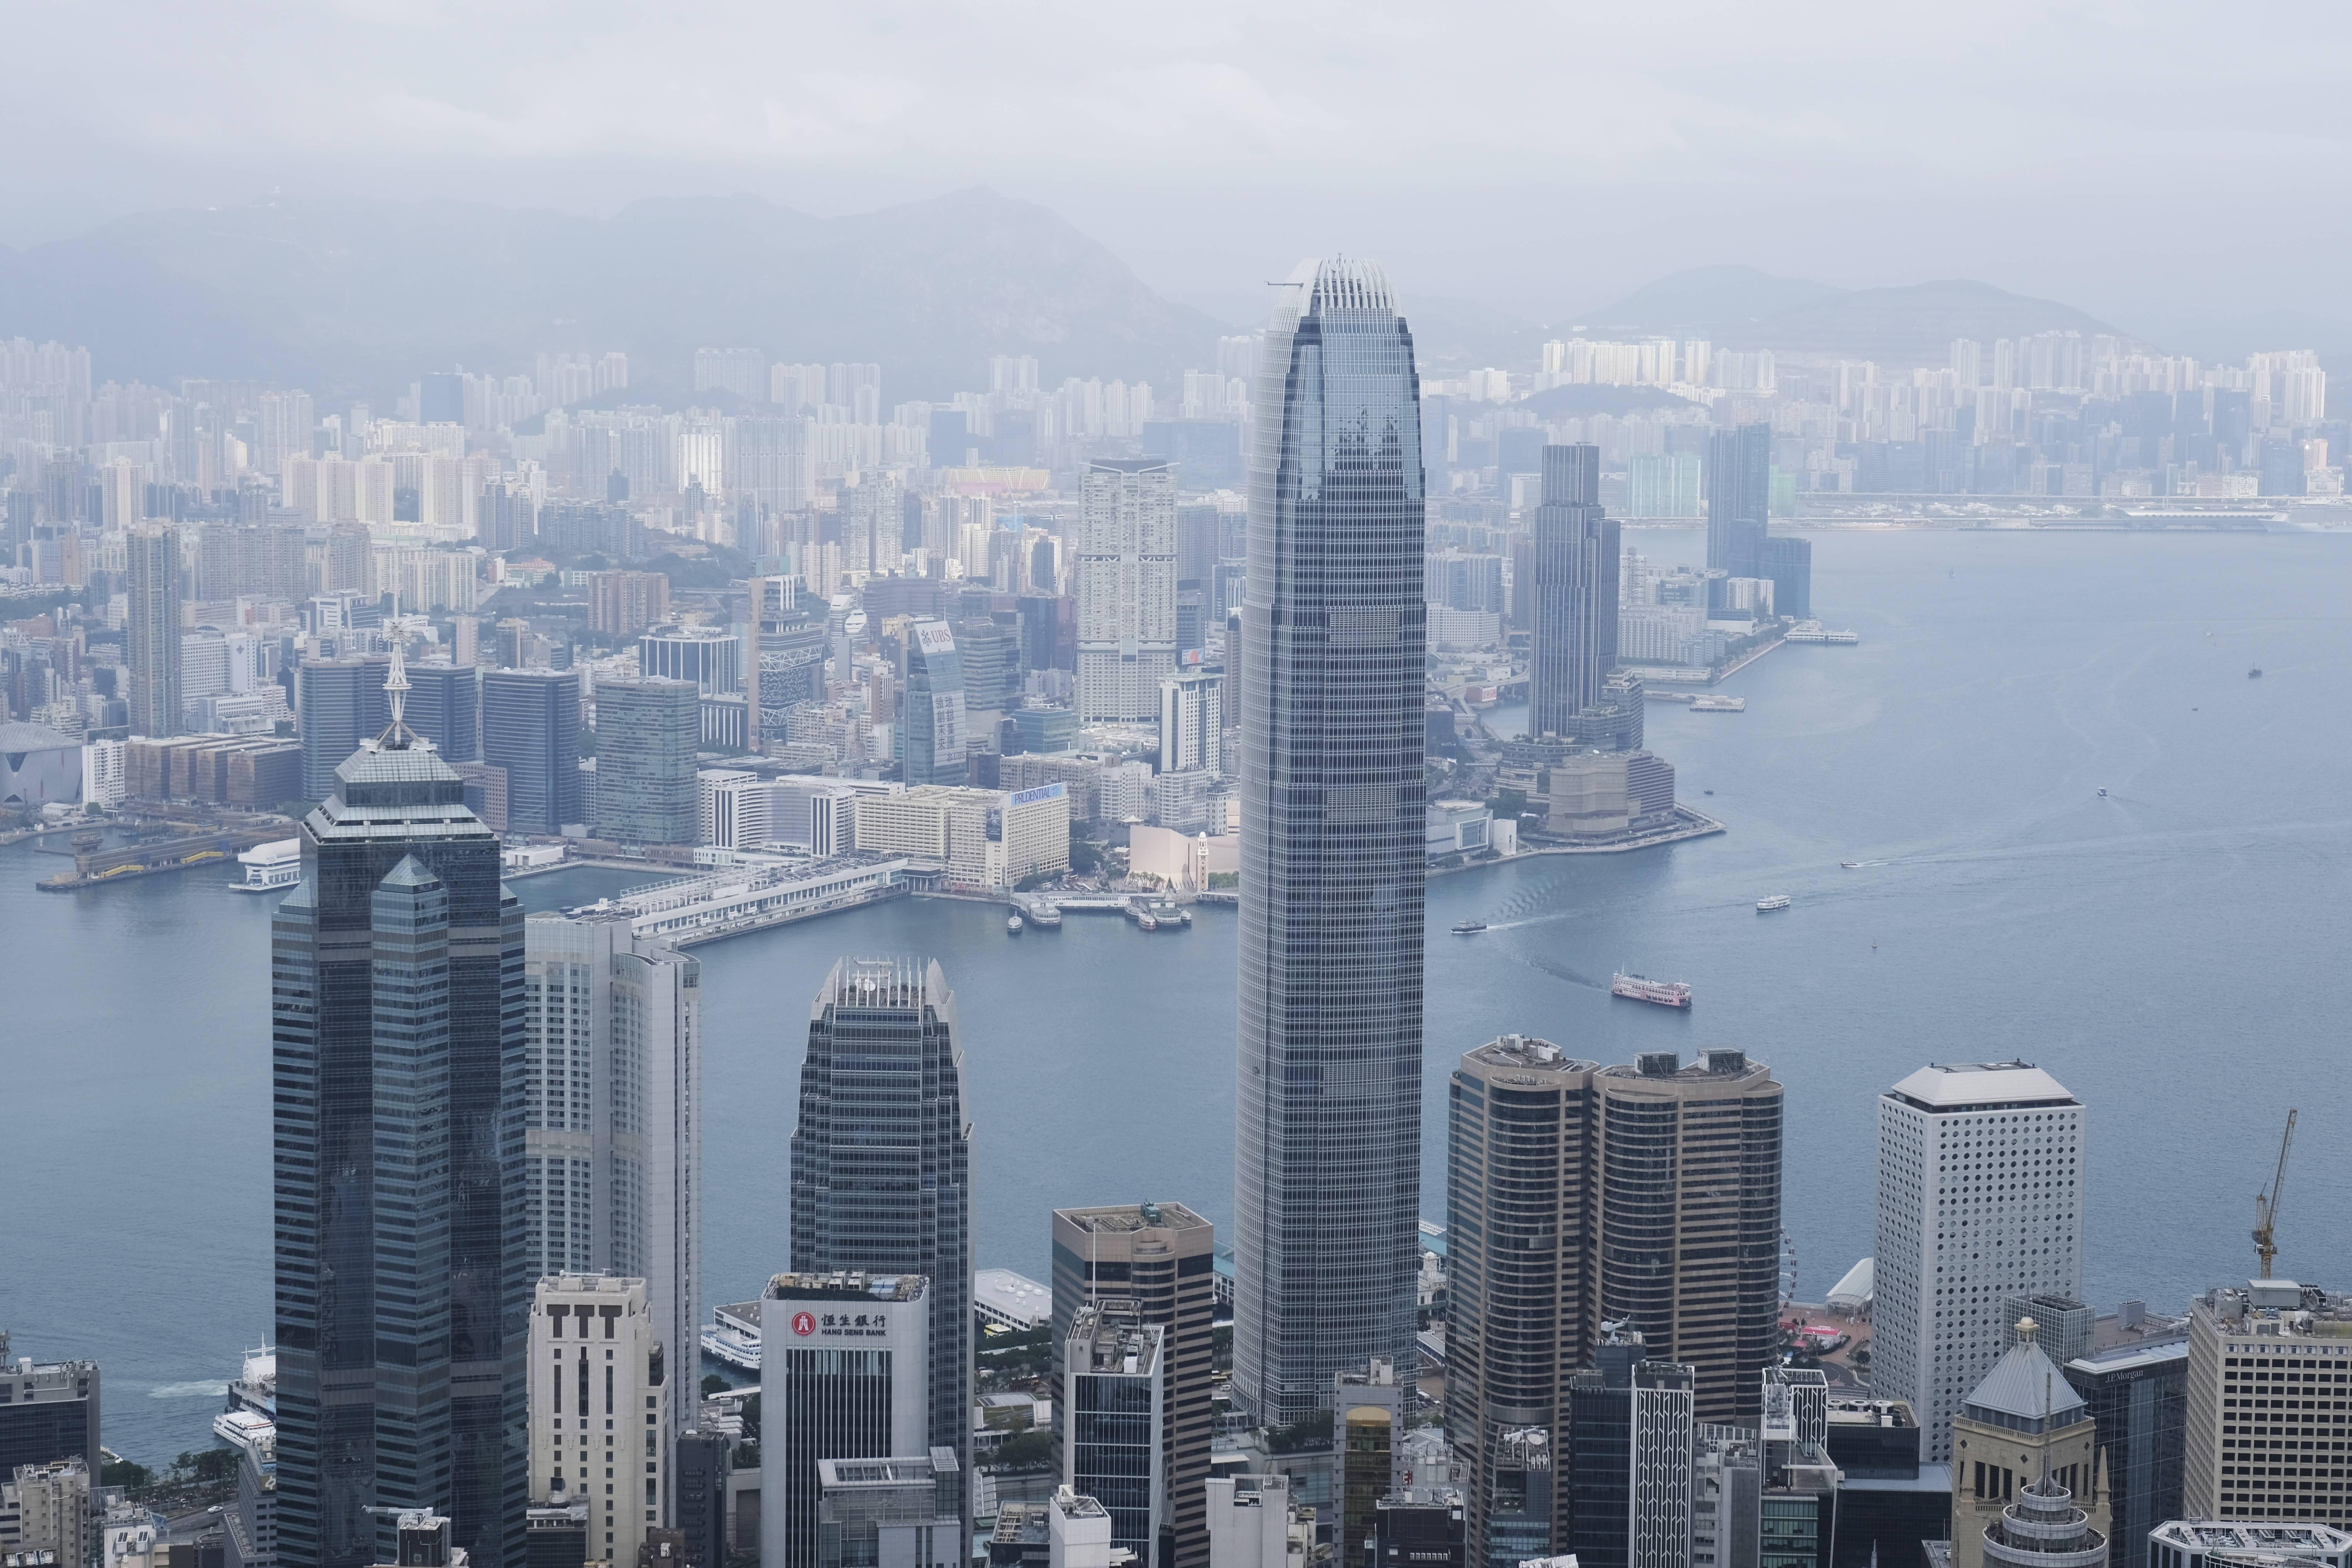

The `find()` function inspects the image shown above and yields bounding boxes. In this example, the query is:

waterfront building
[591,678,699,845]
[2147,1520,2352,1568]
[126,522,183,738]
[1076,458,1179,723]
[788,962,972,1522]
[1234,256,1428,1427]
[1444,1035,1598,1566]
[1705,425,1770,582]
[528,1275,671,1566]
[1526,445,1619,740]
[1050,1204,1216,1568]
[483,668,584,834]
[1158,669,1223,776]
[1949,1321,2108,1568]
[638,626,740,696]
[1597,1051,1783,1426]
[2062,1340,2186,1568]
[1874,1063,2085,1463]
[272,671,527,1568]
[759,1272,936,1568]
[0,1335,99,1477]
[1064,1303,1167,1566]
[1762,536,1812,622]
[404,662,481,763]
[520,912,701,1436]
[2182,1280,2351,1529]
[902,621,968,786]
[298,656,391,801]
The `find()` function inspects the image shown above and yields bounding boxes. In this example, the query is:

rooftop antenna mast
[2253,1108,2298,1280]
[377,612,423,750]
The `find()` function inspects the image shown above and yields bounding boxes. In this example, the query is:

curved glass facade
[1233,257,1427,1426]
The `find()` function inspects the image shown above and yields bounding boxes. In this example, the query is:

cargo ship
[1611,971,1693,1009]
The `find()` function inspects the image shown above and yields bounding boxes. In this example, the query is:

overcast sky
[8,1,2349,342]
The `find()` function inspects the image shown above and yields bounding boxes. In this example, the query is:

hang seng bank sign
[787,1308,892,1340]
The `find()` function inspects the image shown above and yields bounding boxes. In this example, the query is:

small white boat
[1006,912,1024,934]
[1756,895,1792,912]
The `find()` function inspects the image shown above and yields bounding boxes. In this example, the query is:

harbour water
[3,526,2349,1463]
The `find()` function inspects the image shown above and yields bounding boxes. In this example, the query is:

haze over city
[1,10,2347,1568]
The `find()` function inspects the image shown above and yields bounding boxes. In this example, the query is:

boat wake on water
[149,1380,230,1400]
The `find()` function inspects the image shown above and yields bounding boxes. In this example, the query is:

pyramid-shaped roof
[1963,1329,2088,1430]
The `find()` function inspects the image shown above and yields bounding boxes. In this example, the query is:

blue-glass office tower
[787,958,972,1526]
[1233,257,1426,1426]
[404,663,480,763]
[900,620,967,785]
[300,656,391,800]
[1705,423,1771,580]
[1526,445,1618,740]
[273,709,526,1568]
[482,670,582,834]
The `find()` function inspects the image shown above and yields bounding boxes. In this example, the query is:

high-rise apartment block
[1050,1204,1216,1568]
[126,523,183,737]
[528,1275,672,1566]
[1076,459,1178,722]
[760,1272,938,1568]
[2183,1280,2351,1530]
[1875,1063,2084,1463]
[590,678,699,845]
[789,962,973,1519]
[1158,670,1223,776]
[521,912,701,1440]
[273,696,526,1568]
[1525,446,1619,741]
[1234,257,1428,1427]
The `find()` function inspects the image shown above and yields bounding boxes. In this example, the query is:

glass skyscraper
[1525,444,1619,741]
[1233,256,1427,1427]
[900,621,967,785]
[272,692,526,1568]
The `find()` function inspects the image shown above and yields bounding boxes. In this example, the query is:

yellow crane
[2253,1109,2298,1280]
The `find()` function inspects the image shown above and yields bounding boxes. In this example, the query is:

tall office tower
[1874,1063,2084,1463]
[1596,1050,1783,1426]
[672,1431,729,1568]
[590,678,698,845]
[520,912,701,1443]
[956,619,1022,719]
[1075,458,1178,722]
[125,523,183,737]
[483,669,583,834]
[1049,1204,1217,1568]
[527,1275,672,1566]
[0,1335,99,1476]
[1158,670,1223,776]
[1704,424,1771,581]
[1064,1303,1168,1567]
[638,626,740,696]
[901,621,967,786]
[272,673,526,1568]
[1233,256,1428,1428]
[788,962,972,1518]
[404,663,480,763]
[2064,1339,2186,1568]
[2184,1280,2352,1530]
[1629,1361,1697,1568]
[1525,446,1619,740]
[1565,1326,1652,1568]
[1446,1036,1599,1567]
[1761,536,1811,621]
[759,1272,937,1568]
[299,656,392,800]
[1950,1322,2109,1568]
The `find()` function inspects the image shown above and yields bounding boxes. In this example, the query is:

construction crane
[2253,1109,2298,1280]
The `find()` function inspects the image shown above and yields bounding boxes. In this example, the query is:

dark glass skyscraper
[1526,445,1618,741]
[1234,257,1426,1427]
[1706,423,1772,580]
[299,656,391,801]
[273,674,526,1568]
[482,669,582,833]
[787,959,973,1518]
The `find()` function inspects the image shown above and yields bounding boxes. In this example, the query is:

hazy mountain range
[1,191,2291,403]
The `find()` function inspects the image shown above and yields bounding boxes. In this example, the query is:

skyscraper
[300,656,393,802]
[272,662,526,1568]
[1705,424,1770,581]
[527,1275,671,1566]
[589,678,698,845]
[404,663,481,763]
[901,621,967,786]
[2063,1339,2186,1568]
[788,960,972,1518]
[519,911,701,1445]
[1064,1303,1168,1568]
[1234,256,1427,1428]
[1076,458,1178,722]
[1525,446,1619,741]
[1874,1063,2084,1463]
[126,523,182,737]
[483,669,583,834]
[2182,1279,2351,1531]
